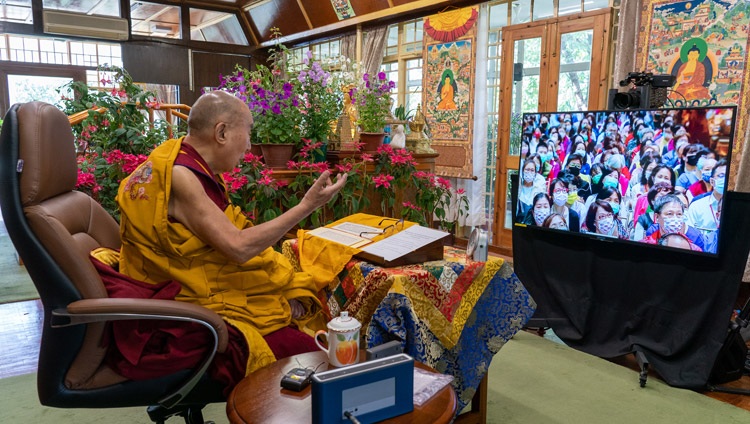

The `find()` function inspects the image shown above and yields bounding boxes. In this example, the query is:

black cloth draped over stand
[513,190,750,389]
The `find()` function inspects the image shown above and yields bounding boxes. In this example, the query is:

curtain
[737,124,750,281]
[456,2,489,229]
[362,26,388,77]
[340,32,357,62]
[612,0,641,86]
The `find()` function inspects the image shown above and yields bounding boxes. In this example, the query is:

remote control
[281,367,314,391]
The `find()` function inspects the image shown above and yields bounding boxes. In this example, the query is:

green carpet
[1,332,749,423]
[0,234,38,304]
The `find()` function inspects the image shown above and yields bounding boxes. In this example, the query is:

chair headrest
[17,102,77,206]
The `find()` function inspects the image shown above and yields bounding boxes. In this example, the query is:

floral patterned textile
[282,241,536,413]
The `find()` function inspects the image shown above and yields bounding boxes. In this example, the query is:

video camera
[608,72,676,110]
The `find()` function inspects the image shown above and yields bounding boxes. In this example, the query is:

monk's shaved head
[188,91,250,137]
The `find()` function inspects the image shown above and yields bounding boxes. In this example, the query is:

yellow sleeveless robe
[116,138,324,375]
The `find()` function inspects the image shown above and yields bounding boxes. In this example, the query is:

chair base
[147,404,213,424]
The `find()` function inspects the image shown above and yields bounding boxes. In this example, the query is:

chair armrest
[51,298,230,409]
[60,298,228,352]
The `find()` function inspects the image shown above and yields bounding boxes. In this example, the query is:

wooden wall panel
[122,42,190,85]
[192,51,253,89]
[246,0,309,43]
[299,0,338,27]
[351,0,391,16]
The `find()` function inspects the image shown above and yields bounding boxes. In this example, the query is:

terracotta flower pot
[260,143,295,168]
[359,132,386,152]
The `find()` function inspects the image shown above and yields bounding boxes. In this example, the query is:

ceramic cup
[314,311,361,367]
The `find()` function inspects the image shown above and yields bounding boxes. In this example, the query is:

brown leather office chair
[0,101,228,423]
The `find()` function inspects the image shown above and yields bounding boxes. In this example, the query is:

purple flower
[292,98,299,107]
[362,73,369,82]
[378,71,386,81]
[272,103,282,114]
[283,82,293,93]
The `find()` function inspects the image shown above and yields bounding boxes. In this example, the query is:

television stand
[635,350,650,388]
[707,293,750,395]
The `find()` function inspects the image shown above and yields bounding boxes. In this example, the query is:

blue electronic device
[311,353,414,424]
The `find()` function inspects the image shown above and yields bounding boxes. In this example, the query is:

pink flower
[258,175,274,186]
[335,163,353,173]
[456,188,466,195]
[360,153,374,162]
[437,177,451,190]
[402,201,422,211]
[372,174,394,189]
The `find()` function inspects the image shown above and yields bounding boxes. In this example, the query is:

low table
[226,350,457,424]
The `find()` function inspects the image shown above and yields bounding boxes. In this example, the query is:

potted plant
[217,28,304,167]
[297,51,343,161]
[351,71,395,151]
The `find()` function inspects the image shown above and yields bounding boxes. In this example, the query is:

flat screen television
[513,105,737,257]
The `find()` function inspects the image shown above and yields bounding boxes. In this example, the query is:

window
[382,19,423,113]
[42,0,120,17]
[130,1,181,39]
[288,38,342,72]
[189,8,248,46]
[485,1,510,237]
[1,34,121,69]
[0,0,33,24]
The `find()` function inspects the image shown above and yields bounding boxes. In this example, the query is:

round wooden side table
[226,350,456,424]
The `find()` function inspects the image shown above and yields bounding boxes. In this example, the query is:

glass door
[493,9,612,250]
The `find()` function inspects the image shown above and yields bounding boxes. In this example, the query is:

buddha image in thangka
[668,38,716,103]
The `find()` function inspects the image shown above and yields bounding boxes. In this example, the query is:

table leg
[454,373,488,424]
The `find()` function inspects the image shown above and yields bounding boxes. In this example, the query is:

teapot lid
[327,311,361,332]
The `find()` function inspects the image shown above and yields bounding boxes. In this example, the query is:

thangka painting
[637,0,750,164]
[330,0,355,20]
[423,7,478,178]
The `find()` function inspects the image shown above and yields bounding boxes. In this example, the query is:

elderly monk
[116,91,347,378]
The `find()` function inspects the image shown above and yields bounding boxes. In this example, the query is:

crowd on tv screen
[516,108,735,254]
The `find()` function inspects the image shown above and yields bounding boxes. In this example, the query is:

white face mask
[596,216,615,235]
[553,191,568,206]
[533,207,551,225]
[575,149,586,156]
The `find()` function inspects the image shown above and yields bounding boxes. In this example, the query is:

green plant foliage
[60,65,179,219]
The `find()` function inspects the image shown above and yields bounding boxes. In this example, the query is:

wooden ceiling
[199,0,485,47]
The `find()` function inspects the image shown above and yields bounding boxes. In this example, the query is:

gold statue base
[405,135,436,154]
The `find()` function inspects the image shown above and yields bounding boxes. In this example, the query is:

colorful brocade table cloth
[282,242,536,412]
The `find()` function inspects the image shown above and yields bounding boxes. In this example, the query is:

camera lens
[613,90,642,109]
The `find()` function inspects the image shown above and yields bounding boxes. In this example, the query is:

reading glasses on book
[359,218,404,238]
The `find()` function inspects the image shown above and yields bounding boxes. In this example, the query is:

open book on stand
[307,221,450,267]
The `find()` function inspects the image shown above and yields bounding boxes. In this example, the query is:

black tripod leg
[635,350,649,388]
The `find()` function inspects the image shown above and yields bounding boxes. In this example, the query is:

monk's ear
[215,122,228,145]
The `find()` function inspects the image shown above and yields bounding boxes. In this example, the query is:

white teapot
[314,311,361,367]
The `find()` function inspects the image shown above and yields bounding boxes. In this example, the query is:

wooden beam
[295,0,313,30]
[256,0,482,48]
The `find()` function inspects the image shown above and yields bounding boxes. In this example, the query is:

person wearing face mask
[548,178,581,232]
[521,192,552,227]
[595,186,628,230]
[536,141,560,181]
[676,144,708,192]
[625,152,661,218]
[516,156,547,221]
[568,138,592,171]
[583,200,627,239]
[686,160,726,253]
[686,156,717,202]
[604,151,630,194]
[542,212,569,231]
[632,164,677,226]
[642,194,705,251]
[632,182,674,241]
